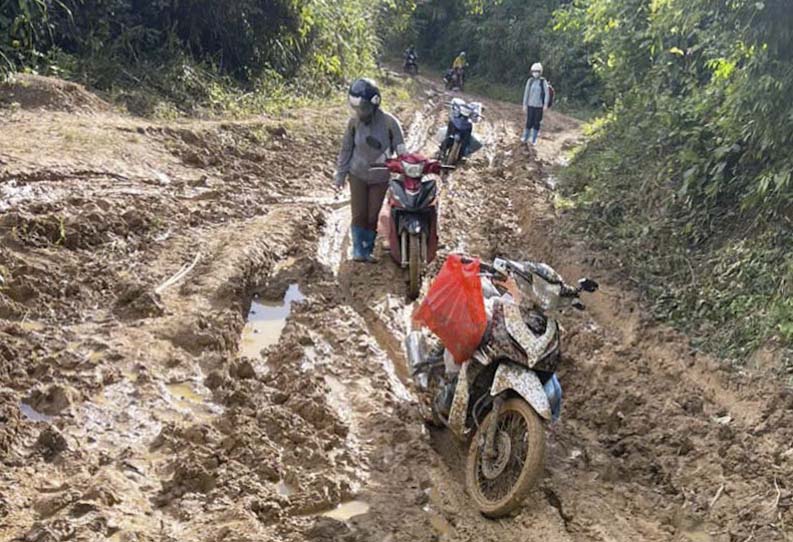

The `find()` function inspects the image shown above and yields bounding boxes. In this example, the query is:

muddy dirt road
[1,74,791,542]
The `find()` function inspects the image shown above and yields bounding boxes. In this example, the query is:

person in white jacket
[521,62,550,145]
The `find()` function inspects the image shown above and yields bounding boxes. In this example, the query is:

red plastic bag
[413,255,487,363]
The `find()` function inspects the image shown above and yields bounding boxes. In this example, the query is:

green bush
[559,0,793,368]
[1,0,393,114]
[389,0,602,109]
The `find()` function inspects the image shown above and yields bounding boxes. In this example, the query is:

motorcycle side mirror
[578,278,599,293]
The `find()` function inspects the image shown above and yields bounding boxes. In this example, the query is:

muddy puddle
[317,205,351,275]
[164,381,220,421]
[276,479,297,497]
[19,402,53,422]
[239,283,304,359]
[321,500,370,521]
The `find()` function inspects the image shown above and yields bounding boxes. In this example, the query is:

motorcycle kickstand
[482,396,504,461]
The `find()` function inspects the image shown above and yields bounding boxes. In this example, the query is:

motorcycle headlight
[514,273,561,310]
[531,277,562,311]
[401,161,425,179]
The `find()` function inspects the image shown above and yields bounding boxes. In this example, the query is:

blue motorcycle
[438,98,483,165]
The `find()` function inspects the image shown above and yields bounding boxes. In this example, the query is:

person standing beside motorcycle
[521,62,550,146]
[334,78,406,263]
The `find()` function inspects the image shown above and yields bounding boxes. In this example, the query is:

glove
[333,172,346,190]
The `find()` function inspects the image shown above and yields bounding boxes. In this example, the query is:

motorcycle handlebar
[460,257,507,279]
[464,255,598,299]
[370,161,453,172]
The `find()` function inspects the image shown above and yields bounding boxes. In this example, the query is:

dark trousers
[525,106,544,131]
[350,176,388,231]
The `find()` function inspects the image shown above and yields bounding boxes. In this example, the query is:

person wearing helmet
[334,78,406,263]
[452,51,467,70]
[404,45,418,74]
[521,62,550,145]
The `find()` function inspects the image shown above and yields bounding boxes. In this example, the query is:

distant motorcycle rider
[335,78,406,263]
[451,51,467,87]
[521,62,550,145]
[404,45,417,63]
[404,45,418,74]
[452,51,467,71]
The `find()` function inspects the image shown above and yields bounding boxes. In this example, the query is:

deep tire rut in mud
[1,75,792,542]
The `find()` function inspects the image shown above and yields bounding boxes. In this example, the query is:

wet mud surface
[1,75,791,542]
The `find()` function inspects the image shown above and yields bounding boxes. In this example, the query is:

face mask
[352,108,368,121]
[349,101,375,123]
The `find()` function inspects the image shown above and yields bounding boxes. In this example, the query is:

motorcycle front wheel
[465,397,545,518]
[407,233,422,300]
[449,140,462,165]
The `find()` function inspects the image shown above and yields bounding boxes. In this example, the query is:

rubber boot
[351,225,367,262]
[532,129,540,145]
[361,229,378,263]
[521,128,530,143]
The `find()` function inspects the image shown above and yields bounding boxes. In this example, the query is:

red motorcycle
[374,154,450,299]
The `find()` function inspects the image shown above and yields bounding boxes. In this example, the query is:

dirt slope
[1,75,791,542]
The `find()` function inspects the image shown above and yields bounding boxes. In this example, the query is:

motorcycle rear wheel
[465,397,545,518]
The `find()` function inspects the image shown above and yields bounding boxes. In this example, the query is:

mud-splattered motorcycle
[406,256,598,517]
[438,98,483,166]
[444,67,464,91]
[372,154,451,299]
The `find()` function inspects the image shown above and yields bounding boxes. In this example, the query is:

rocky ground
[0,73,791,542]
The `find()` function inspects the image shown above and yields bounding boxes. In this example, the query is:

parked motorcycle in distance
[438,98,483,166]
[371,154,452,299]
[407,255,598,517]
[443,67,464,91]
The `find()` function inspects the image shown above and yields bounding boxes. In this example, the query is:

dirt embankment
[1,75,791,542]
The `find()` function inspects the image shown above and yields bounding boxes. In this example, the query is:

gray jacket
[335,110,406,184]
[523,77,550,109]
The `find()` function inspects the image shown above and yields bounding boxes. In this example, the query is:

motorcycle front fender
[448,361,471,439]
[399,213,423,235]
[490,363,552,421]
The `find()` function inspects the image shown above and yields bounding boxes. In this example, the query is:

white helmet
[531,62,543,74]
